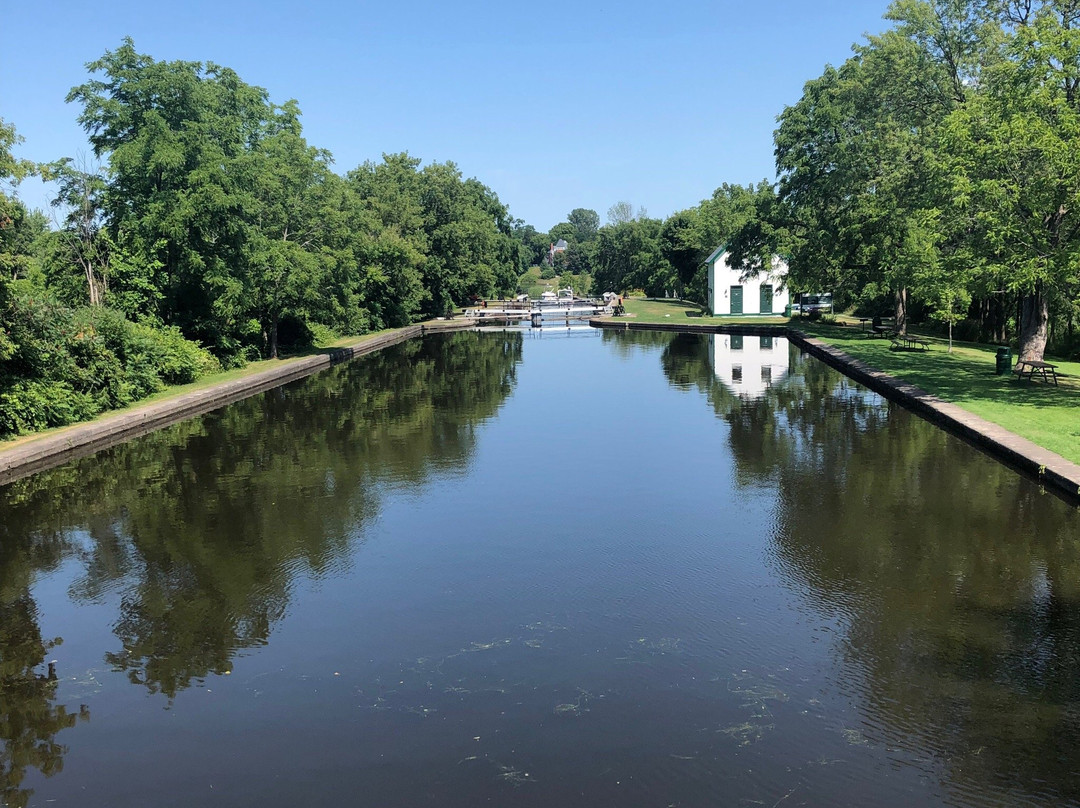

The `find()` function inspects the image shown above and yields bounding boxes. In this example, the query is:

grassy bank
[0,328,399,452]
[801,321,1080,465]
[621,297,791,326]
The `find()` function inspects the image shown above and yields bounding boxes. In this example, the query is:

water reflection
[710,334,790,399]
[0,524,88,808]
[653,329,1080,804]
[0,331,521,793]
[3,327,1079,806]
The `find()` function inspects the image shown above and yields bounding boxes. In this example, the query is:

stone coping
[590,318,1080,505]
[0,320,473,486]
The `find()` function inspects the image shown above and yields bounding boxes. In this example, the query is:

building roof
[703,244,727,265]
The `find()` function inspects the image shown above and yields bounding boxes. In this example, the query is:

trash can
[995,346,1012,375]
[784,303,792,318]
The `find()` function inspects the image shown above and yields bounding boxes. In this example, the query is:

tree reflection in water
[0,522,89,808]
[0,331,521,793]
[652,329,1080,804]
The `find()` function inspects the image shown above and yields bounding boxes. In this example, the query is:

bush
[0,289,220,438]
[0,380,96,435]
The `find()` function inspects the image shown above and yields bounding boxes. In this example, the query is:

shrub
[0,289,221,438]
[0,380,96,434]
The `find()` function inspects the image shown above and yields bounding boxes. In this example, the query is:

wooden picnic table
[1013,359,1059,385]
[891,334,930,351]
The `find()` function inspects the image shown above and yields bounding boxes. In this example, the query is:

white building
[705,247,789,317]
[709,334,790,400]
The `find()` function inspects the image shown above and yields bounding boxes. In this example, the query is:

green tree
[44,158,110,306]
[68,40,289,357]
[738,1,990,332]
[236,100,334,357]
[941,0,1080,360]
[0,119,38,285]
[567,208,600,242]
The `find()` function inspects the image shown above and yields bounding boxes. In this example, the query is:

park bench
[1013,359,1059,385]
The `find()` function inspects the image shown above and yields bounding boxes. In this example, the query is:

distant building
[704,247,789,317]
[547,239,569,265]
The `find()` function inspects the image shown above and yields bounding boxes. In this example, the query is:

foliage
[721,0,1080,359]
[65,40,520,359]
[0,286,219,437]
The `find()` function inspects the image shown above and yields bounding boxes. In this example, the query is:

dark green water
[1,328,1078,807]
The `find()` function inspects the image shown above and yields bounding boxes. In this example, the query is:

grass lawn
[800,321,1080,465]
[0,328,399,452]
[620,296,791,326]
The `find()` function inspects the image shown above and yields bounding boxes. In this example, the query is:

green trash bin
[784,303,792,318]
[995,346,1012,375]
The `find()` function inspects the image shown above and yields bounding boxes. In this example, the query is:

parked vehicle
[793,293,833,314]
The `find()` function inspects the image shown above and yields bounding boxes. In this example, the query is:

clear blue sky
[3,0,893,231]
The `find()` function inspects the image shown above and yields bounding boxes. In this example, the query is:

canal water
[1,328,1078,807]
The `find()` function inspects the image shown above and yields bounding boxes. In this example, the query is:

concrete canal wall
[590,318,1080,504]
[0,320,473,486]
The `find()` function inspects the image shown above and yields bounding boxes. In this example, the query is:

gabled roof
[703,244,727,265]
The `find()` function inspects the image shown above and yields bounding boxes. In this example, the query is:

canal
[1,328,1077,807]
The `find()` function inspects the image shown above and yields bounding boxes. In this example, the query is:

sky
[2,0,894,232]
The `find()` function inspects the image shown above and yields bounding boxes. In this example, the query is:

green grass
[619,296,791,326]
[800,321,1080,465]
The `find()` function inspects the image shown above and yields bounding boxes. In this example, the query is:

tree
[548,222,576,245]
[607,200,635,226]
[0,119,37,284]
[237,100,333,358]
[941,0,1080,360]
[593,217,666,294]
[67,39,276,356]
[44,157,110,306]
[567,208,600,242]
[659,210,706,295]
[736,1,991,333]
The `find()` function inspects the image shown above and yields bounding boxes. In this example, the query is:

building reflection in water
[708,334,789,399]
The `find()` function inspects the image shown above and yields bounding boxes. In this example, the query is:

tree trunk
[1018,287,1049,361]
[894,287,908,335]
[269,313,279,360]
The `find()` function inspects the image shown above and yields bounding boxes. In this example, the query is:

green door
[759,284,773,314]
[730,285,743,315]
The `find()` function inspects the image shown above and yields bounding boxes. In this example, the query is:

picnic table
[1013,359,1059,385]
[891,334,930,351]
